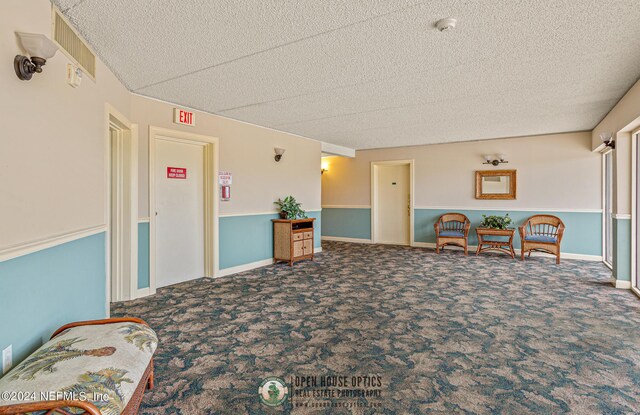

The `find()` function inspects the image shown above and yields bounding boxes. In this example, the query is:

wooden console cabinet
[272,218,315,266]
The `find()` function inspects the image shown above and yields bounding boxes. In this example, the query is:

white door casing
[148,126,219,295]
[106,104,138,306]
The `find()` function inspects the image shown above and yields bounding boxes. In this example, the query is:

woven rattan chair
[518,215,565,264]
[434,213,471,255]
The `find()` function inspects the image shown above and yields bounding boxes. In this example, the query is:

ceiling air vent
[52,7,96,80]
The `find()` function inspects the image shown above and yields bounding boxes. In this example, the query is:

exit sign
[174,108,195,126]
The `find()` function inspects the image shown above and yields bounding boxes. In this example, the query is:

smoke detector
[436,17,457,32]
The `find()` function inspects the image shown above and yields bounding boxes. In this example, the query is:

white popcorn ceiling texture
[54,0,640,150]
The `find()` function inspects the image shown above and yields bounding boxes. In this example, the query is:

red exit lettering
[174,108,195,126]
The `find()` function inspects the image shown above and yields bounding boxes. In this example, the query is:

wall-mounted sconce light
[599,132,615,150]
[14,32,58,81]
[274,148,285,162]
[321,161,329,174]
[482,154,508,166]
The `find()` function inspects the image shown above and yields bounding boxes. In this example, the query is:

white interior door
[155,138,205,288]
[375,164,410,245]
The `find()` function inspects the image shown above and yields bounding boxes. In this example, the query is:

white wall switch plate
[2,345,12,375]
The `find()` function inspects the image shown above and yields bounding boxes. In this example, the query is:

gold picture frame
[475,170,517,200]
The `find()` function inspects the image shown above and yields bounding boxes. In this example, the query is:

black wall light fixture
[14,32,58,81]
[599,132,615,150]
[482,154,508,166]
[274,148,285,162]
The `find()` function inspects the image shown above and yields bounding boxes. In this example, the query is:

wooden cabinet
[272,218,316,266]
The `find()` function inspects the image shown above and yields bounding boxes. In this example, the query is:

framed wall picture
[475,170,517,200]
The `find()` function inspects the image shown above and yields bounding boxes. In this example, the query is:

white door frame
[631,129,640,298]
[149,126,219,294]
[371,160,415,246]
[602,150,613,269]
[105,104,139,310]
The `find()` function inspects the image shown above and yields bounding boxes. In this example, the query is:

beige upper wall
[1,0,321,250]
[322,132,600,211]
[131,96,322,218]
[0,0,131,249]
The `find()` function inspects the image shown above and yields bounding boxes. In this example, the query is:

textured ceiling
[55,0,640,149]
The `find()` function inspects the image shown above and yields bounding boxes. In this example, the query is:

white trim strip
[219,209,321,218]
[138,217,150,223]
[611,276,632,289]
[136,287,152,298]
[321,236,373,244]
[612,213,632,220]
[0,225,107,263]
[322,205,371,209]
[321,238,601,260]
[215,260,271,278]
[413,206,603,213]
[215,248,323,278]
[411,242,602,262]
[321,142,356,158]
[321,205,602,213]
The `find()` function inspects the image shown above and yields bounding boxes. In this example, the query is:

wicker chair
[434,213,471,255]
[518,215,565,264]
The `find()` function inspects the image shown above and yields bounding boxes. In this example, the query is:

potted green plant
[274,196,307,220]
[480,213,513,230]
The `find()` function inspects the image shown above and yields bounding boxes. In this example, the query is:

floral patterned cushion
[0,322,157,415]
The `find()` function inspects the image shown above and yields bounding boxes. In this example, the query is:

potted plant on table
[480,213,513,229]
[274,196,307,220]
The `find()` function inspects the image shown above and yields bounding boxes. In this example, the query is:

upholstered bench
[0,317,157,415]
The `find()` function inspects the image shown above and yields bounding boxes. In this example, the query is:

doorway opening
[107,105,138,303]
[149,127,218,291]
[371,160,414,245]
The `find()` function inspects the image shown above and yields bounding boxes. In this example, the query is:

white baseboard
[216,258,274,278]
[376,240,410,246]
[410,242,602,262]
[215,247,323,278]
[135,287,152,299]
[321,236,373,244]
[610,276,632,289]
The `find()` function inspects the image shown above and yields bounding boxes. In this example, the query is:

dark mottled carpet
[112,241,640,414]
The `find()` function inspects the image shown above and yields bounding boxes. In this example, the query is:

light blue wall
[219,211,321,270]
[138,222,150,289]
[321,208,371,239]
[322,208,602,256]
[0,233,107,365]
[613,218,631,282]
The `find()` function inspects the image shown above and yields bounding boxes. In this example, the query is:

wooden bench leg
[147,370,154,390]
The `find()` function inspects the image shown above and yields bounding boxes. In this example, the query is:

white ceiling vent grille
[52,7,96,80]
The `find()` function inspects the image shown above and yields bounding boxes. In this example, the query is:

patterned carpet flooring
[112,242,640,414]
